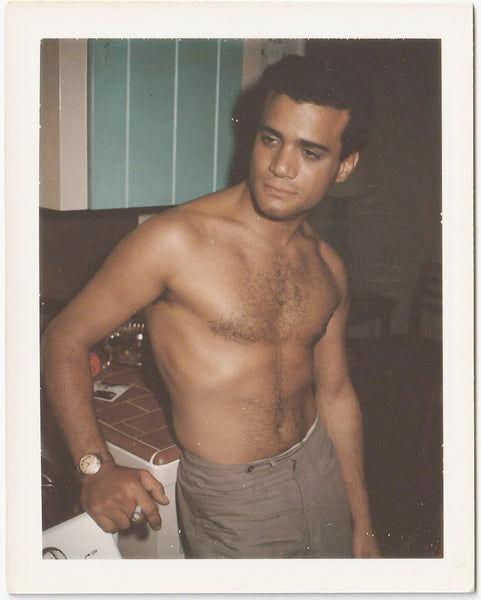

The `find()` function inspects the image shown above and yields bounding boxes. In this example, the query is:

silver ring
[131,504,142,523]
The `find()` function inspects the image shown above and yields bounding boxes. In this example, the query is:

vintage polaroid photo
[4,0,474,594]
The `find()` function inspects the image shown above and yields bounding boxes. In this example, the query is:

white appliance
[107,443,184,559]
[42,448,183,560]
[42,511,121,559]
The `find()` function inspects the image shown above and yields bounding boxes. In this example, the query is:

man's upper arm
[47,214,182,348]
[313,246,351,402]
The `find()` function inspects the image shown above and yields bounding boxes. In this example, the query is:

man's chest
[164,242,340,345]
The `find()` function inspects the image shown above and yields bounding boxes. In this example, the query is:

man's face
[248,93,358,222]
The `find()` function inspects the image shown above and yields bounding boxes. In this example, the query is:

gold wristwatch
[76,452,113,477]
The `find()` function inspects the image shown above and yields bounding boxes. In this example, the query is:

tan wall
[40,39,88,210]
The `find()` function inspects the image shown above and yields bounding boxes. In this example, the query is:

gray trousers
[176,418,352,558]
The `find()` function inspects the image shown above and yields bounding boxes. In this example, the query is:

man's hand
[352,527,381,558]
[79,462,169,533]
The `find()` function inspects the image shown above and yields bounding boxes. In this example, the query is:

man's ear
[335,151,360,183]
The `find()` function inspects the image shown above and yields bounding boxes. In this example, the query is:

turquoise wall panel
[128,40,176,207]
[88,39,245,209]
[216,40,244,190]
[175,39,218,204]
[88,40,128,209]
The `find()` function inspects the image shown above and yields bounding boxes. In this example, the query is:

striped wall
[88,39,244,210]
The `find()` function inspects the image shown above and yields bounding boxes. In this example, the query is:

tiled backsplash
[93,363,180,466]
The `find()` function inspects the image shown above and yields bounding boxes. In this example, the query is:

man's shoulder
[137,185,240,249]
[315,236,349,296]
[302,222,346,276]
[135,207,194,247]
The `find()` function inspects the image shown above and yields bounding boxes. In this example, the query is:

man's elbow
[316,379,358,407]
[42,317,67,353]
[41,318,87,369]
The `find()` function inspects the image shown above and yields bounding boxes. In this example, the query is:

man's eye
[261,135,278,145]
[303,148,321,160]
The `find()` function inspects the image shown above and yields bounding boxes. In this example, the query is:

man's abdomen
[166,342,318,463]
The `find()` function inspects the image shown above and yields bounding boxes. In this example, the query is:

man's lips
[263,182,297,198]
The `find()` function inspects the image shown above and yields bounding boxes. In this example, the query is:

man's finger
[131,491,162,530]
[139,470,169,505]
[136,497,162,531]
[94,514,120,534]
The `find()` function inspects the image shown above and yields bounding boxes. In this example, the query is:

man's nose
[269,145,297,178]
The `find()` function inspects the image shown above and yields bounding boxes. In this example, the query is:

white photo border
[5,1,474,594]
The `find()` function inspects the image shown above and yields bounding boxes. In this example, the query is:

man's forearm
[41,325,109,464]
[41,323,169,533]
[317,381,373,533]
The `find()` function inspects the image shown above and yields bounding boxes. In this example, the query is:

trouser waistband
[180,416,330,477]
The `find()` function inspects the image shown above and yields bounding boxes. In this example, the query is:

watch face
[78,453,102,475]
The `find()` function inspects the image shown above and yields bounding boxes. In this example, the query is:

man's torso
[144,185,342,463]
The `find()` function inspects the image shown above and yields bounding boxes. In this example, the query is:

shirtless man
[42,55,380,558]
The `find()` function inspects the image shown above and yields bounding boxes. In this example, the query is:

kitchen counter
[93,361,181,466]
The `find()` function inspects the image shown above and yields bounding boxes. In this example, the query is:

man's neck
[236,181,308,247]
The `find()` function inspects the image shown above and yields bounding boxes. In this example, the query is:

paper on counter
[93,380,131,402]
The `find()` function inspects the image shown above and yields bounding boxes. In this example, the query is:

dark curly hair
[256,54,374,161]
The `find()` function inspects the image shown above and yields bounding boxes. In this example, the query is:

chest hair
[211,251,333,344]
